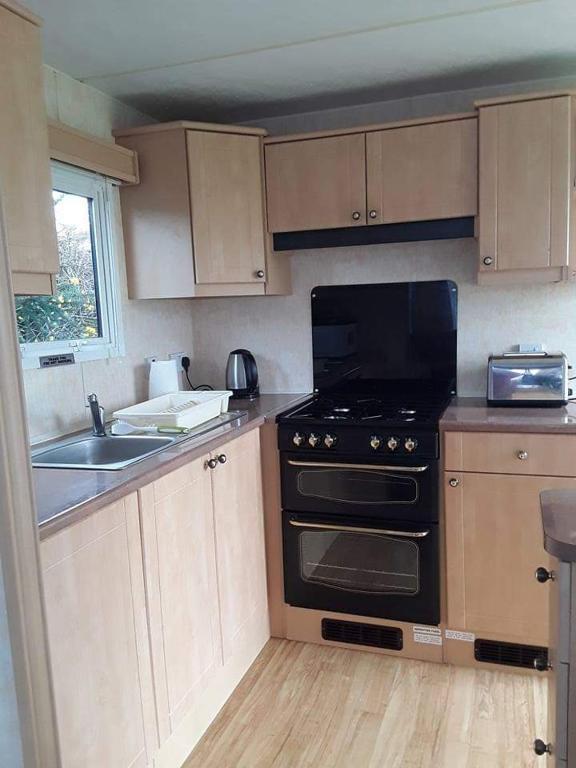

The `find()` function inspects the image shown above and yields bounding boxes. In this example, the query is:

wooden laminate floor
[185,639,548,768]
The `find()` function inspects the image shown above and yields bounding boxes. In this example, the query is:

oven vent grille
[321,618,403,650]
[474,639,548,669]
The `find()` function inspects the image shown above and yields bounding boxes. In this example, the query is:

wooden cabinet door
[479,97,573,274]
[187,130,266,286]
[444,472,576,646]
[41,495,157,768]
[264,133,366,232]
[0,5,58,294]
[211,429,269,662]
[139,455,222,740]
[366,118,478,224]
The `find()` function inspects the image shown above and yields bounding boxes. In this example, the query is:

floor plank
[184,640,548,768]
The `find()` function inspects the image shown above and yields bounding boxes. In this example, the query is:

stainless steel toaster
[487,352,570,407]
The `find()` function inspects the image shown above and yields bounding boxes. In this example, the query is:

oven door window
[296,467,418,505]
[299,529,419,595]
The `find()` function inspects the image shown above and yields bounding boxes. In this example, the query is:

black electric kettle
[225,349,260,400]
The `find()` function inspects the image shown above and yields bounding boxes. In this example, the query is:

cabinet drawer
[444,431,576,476]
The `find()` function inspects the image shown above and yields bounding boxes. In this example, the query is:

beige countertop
[441,397,576,434]
[34,393,307,539]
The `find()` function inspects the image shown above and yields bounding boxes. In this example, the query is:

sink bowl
[32,434,176,471]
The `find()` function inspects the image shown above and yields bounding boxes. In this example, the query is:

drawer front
[444,432,576,477]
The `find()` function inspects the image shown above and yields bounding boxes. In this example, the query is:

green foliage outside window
[15,191,101,345]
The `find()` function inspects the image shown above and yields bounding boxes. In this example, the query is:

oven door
[282,512,440,625]
[281,453,438,522]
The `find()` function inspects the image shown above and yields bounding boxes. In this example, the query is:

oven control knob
[308,433,320,448]
[387,436,399,451]
[324,434,337,448]
[404,437,418,453]
[370,435,382,450]
[292,432,305,447]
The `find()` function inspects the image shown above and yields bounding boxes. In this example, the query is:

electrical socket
[168,352,188,371]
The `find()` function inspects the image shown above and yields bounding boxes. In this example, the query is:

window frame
[19,162,124,368]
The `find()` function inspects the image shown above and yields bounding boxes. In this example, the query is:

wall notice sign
[445,629,475,643]
[413,626,442,645]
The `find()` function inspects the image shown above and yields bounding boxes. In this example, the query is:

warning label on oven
[444,629,475,643]
[413,626,443,646]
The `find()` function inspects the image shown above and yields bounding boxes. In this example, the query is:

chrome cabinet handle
[255,270,265,279]
[449,478,460,487]
[217,453,227,464]
[535,566,555,583]
[287,459,428,473]
[206,458,218,469]
[352,211,361,221]
[483,256,494,266]
[369,210,378,219]
[289,519,429,537]
[517,450,529,460]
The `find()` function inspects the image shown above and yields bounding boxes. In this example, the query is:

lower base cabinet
[42,428,270,768]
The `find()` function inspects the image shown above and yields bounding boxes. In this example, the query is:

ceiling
[28,0,576,122]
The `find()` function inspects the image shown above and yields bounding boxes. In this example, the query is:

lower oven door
[283,512,440,625]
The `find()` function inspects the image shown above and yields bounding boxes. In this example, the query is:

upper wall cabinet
[265,133,367,232]
[477,93,576,284]
[365,117,477,224]
[0,1,59,296]
[264,114,478,234]
[114,122,291,298]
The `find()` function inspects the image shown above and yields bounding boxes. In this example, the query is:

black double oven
[277,280,458,627]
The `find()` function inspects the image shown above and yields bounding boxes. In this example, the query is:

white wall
[190,76,576,397]
[23,68,196,442]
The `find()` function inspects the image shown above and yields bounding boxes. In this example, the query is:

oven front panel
[283,513,440,625]
[281,453,438,522]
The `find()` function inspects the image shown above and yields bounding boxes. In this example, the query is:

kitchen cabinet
[264,133,367,232]
[444,430,576,663]
[477,93,576,283]
[41,494,157,768]
[264,114,478,234]
[138,428,269,765]
[115,122,290,298]
[0,1,58,295]
[211,428,268,662]
[365,117,477,224]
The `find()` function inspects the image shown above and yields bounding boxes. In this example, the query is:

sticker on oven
[445,629,475,643]
[413,626,443,646]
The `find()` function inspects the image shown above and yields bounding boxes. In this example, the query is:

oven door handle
[287,460,429,473]
[288,520,430,538]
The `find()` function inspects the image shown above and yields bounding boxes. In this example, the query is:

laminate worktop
[441,397,576,434]
[34,393,307,538]
[541,489,576,562]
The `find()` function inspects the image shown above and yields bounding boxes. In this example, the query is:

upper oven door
[281,453,438,522]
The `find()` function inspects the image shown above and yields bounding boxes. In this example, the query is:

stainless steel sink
[32,434,176,471]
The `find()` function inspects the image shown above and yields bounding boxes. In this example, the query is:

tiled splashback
[189,238,576,397]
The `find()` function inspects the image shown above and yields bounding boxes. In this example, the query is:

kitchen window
[16,163,123,367]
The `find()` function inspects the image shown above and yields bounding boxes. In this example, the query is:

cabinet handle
[449,478,460,487]
[535,566,555,583]
[517,450,528,460]
[206,458,218,469]
[369,210,378,219]
[533,657,552,672]
[533,739,552,756]
[217,453,227,464]
[255,270,265,279]
[352,211,361,221]
[483,256,493,266]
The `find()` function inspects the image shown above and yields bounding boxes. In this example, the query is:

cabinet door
[444,472,576,646]
[211,429,269,661]
[366,118,477,224]
[41,495,157,768]
[479,97,572,274]
[0,5,58,294]
[187,130,266,286]
[265,133,366,232]
[139,455,222,739]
